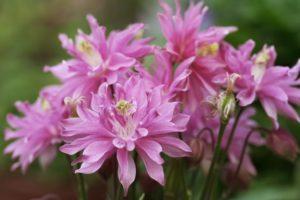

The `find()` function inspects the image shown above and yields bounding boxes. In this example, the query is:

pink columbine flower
[158,0,236,62]
[4,88,67,172]
[223,40,300,128]
[60,76,191,194]
[157,1,236,111]
[45,14,153,102]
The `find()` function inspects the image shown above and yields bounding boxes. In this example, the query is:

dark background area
[0,0,299,199]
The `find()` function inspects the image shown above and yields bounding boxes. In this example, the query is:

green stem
[65,155,88,200]
[233,130,253,179]
[112,171,121,200]
[200,120,228,200]
[221,129,255,200]
[165,158,189,200]
[76,171,88,200]
[208,107,245,199]
[224,107,244,156]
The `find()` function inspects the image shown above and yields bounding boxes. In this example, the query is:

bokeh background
[0,0,300,199]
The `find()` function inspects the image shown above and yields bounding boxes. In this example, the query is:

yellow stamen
[76,38,102,68]
[197,42,219,57]
[41,99,51,111]
[77,40,94,56]
[116,100,134,116]
[135,30,144,40]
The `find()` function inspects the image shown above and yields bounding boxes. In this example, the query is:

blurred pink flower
[4,88,67,172]
[223,40,300,128]
[45,14,153,102]
[60,76,191,194]
[266,129,299,161]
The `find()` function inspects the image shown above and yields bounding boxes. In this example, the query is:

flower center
[196,42,219,57]
[76,38,102,68]
[115,99,136,116]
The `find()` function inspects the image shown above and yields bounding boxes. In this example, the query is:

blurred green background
[0,0,299,199]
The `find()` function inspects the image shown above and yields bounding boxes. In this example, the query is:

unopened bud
[204,74,238,122]
[218,91,236,122]
[189,139,205,164]
[266,129,299,161]
[200,143,213,175]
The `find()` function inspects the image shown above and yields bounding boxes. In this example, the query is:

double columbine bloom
[60,77,191,193]
[3,0,300,197]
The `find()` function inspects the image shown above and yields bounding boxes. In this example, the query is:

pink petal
[137,139,164,164]
[154,136,192,157]
[117,149,136,195]
[137,148,165,185]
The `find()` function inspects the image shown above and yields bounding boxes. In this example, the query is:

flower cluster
[4,0,300,198]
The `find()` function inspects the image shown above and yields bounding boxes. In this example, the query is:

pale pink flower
[223,40,300,128]
[60,76,191,194]
[4,88,66,172]
[45,15,153,101]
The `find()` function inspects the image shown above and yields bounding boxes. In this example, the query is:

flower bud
[217,91,236,123]
[266,129,299,161]
[200,144,213,175]
[204,73,238,122]
[189,139,205,164]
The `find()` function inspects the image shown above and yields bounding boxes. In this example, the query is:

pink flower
[60,76,191,194]
[157,1,236,111]
[150,49,194,98]
[223,40,300,128]
[4,88,66,172]
[266,129,299,161]
[158,0,236,62]
[45,15,153,102]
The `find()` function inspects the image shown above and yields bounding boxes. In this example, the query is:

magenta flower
[157,1,236,111]
[223,40,300,128]
[45,15,153,101]
[60,76,191,194]
[4,88,66,172]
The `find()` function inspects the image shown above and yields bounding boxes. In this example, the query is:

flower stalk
[66,155,88,200]
[200,120,228,200]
